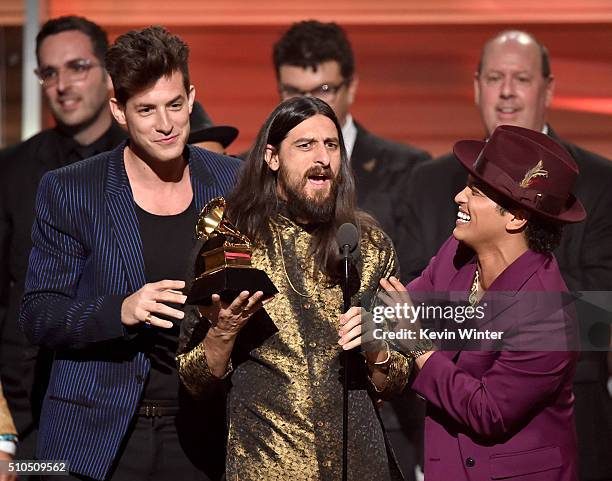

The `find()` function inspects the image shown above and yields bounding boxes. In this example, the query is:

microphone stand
[341,243,350,481]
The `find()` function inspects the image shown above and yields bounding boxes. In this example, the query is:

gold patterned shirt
[178,216,410,480]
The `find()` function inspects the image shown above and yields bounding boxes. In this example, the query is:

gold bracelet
[367,341,391,366]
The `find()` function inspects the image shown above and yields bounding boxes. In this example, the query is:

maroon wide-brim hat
[453,125,586,224]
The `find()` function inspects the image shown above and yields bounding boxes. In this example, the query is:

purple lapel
[443,246,551,357]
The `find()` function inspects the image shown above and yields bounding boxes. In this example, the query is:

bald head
[478,31,551,78]
[474,30,555,135]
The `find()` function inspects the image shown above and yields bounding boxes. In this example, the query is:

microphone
[336,223,359,481]
[336,223,359,257]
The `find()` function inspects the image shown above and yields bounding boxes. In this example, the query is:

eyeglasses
[35,58,101,88]
[279,80,348,103]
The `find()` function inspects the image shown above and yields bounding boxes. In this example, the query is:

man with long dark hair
[272,20,430,264]
[178,97,408,480]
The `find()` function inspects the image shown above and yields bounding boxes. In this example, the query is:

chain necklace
[274,225,319,298]
[468,268,481,307]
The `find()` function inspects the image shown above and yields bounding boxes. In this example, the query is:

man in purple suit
[339,124,584,480]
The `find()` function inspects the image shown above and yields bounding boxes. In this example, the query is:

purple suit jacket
[408,237,578,481]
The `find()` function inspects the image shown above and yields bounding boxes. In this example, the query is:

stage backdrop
[19,0,612,158]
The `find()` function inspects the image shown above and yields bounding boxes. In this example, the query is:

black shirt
[134,199,197,402]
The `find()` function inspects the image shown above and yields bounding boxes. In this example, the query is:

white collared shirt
[341,114,358,160]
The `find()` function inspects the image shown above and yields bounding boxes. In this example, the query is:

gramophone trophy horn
[195,197,251,247]
[187,197,277,305]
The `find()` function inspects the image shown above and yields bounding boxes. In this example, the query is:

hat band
[473,154,567,216]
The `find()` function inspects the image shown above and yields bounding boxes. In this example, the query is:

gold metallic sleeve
[176,342,232,398]
[368,351,413,400]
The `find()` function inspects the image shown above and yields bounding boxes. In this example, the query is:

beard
[279,165,339,224]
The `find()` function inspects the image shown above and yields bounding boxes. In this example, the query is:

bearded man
[177,97,409,481]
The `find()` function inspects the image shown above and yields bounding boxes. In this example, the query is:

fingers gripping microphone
[336,223,359,481]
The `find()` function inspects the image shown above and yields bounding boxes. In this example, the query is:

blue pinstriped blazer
[19,142,241,480]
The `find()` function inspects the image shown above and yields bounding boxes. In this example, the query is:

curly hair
[273,20,355,80]
[524,219,563,254]
[105,26,190,105]
[496,205,562,254]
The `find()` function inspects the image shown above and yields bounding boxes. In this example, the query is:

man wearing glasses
[0,16,125,467]
[273,20,431,255]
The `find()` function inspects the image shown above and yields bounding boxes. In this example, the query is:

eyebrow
[484,69,532,75]
[166,95,184,105]
[39,57,89,69]
[134,95,184,109]
[292,137,316,144]
[292,136,339,144]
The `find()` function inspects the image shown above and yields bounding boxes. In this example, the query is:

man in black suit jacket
[401,30,612,481]
[0,16,126,465]
[272,20,431,258]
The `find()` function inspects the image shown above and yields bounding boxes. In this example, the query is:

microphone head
[336,223,359,254]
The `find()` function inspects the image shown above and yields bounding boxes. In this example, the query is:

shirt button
[303,303,311,309]
[465,457,475,468]
[309,341,317,348]
[313,381,320,387]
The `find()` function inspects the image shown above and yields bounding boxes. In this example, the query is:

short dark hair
[36,16,108,65]
[105,26,190,105]
[273,20,355,80]
[477,30,551,79]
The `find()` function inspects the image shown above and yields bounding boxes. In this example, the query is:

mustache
[303,165,333,179]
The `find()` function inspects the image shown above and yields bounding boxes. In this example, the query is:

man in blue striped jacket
[19,26,240,481]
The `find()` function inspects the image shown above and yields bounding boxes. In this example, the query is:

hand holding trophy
[186,197,278,306]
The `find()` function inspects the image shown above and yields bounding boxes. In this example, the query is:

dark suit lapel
[104,142,146,291]
[350,123,380,202]
[546,125,561,143]
[187,146,220,214]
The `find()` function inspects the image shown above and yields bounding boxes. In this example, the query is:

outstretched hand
[199,290,265,341]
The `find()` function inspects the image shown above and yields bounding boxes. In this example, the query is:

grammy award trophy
[186,197,277,305]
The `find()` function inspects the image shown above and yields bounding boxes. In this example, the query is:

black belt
[138,401,180,417]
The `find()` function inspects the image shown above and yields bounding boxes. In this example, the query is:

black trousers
[43,414,218,481]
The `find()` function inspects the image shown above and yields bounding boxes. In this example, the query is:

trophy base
[186,266,278,305]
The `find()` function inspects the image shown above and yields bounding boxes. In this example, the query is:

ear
[264,145,279,172]
[109,98,126,127]
[346,74,359,106]
[473,72,481,107]
[188,85,196,113]
[505,211,528,232]
[544,75,555,108]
